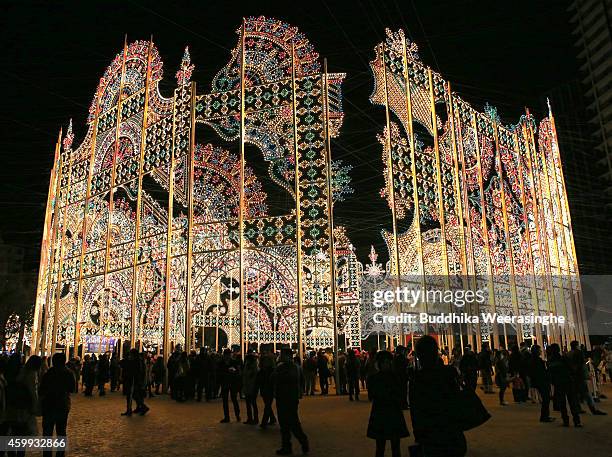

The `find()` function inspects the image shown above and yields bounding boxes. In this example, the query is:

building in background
[569,0,612,199]
[543,81,612,274]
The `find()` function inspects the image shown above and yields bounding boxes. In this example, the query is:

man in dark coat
[346,349,361,401]
[195,347,209,402]
[258,352,277,428]
[121,349,149,416]
[218,349,241,423]
[477,343,494,394]
[459,345,479,392]
[97,353,109,396]
[392,346,409,410]
[547,343,581,427]
[316,350,329,395]
[273,348,309,455]
[110,353,120,392]
[82,355,95,396]
[528,345,554,422]
[39,353,76,457]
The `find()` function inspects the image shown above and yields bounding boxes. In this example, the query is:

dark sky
[1,0,588,271]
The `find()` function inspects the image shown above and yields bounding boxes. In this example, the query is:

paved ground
[30,383,612,457]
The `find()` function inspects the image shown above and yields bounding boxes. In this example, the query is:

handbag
[448,383,491,431]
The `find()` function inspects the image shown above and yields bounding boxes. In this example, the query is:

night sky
[2,0,602,273]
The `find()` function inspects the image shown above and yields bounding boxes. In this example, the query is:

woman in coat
[367,350,409,457]
[410,336,467,457]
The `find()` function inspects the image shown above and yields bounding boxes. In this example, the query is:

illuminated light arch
[33,17,356,357]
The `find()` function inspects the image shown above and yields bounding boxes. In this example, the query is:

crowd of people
[0,338,610,456]
[451,340,608,427]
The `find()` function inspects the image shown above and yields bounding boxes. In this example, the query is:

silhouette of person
[410,335,467,457]
[366,350,409,457]
[273,348,309,455]
[219,349,241,423]
[39,353,76,457]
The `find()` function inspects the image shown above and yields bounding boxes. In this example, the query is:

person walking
[567,341,606,416]
[258,352,277,428]
[219,349,241,423]
[39,353,76,457]
[366,350,409,457]
[410,335,468,457]
[273,348,309,455]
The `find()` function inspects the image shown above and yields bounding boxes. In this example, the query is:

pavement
[28,382,612,457]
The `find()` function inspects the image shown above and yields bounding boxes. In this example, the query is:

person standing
[360,351,368,389]
[528,345,554,422]
[302,351,316,396]
[144,353,155,398]
[346,349,361,401]
[12,355,42,441]
[459,345,479,391]
[195,348,209,402]
[97,353,109,396]
[82,355,95,396]
[110,353,120,392]
[39,353,76,457]
[494,349,510,406]
[410,336,467,457]
[337,351,347,395]
[121,349,149,416]
[366,350,409,457]
[273,348,309,455]
[242,353,259,425]
[316,350,329,395]
[219,349,241,423]
[365,348,378,389]
[547,343,581,427]
[152,355,165,395]
[478,343,494,394]
[392,346,409,410]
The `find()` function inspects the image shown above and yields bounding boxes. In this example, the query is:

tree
[0,271,36,351]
